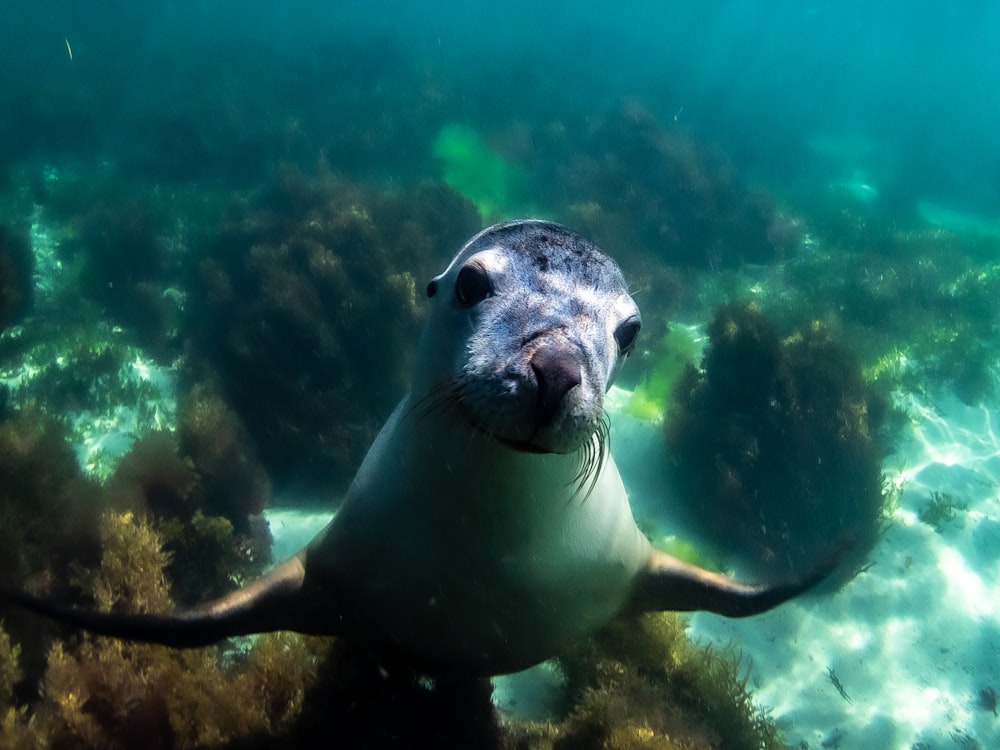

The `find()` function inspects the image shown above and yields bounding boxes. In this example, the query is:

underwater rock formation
[664,302,886,581]
[185,168,480,492]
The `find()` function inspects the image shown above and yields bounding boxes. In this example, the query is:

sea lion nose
[530,344,582,425]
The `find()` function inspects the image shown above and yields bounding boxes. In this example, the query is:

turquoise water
[2,2,999,748]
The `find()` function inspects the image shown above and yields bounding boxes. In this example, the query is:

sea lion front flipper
[626,548,839,618]
[0,552,350,647]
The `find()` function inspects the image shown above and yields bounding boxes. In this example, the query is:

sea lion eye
[454,264,493,308]
[614,318,641,356]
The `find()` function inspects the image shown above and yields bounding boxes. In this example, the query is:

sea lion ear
[427,267,450,298]
[427,270,448,297]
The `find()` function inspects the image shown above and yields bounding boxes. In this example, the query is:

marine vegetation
[176,384,271,530]
[432,122,531,221]
[102,397,272,605]
[781,223,1000,405]
[918,491,967,533]
[0,224,34,331]
[0,409,103,594]
[19,170,237,368]
[0,623,41,750]
[184,165,481,492]
[624,324,703,421]
[664,302,887,581]
[172,384,274,601]
[543,100,798,271]
[268,613,784,750]
[0,408,104,684]
[0,512,327,750]
[57,186,185,358]
[0,512,785,750]
[507,613,783,750]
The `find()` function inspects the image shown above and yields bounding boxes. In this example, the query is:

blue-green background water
[2,2,1000,749]
[4,1,999,211]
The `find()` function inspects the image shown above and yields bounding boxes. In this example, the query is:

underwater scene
[1,1,999,748]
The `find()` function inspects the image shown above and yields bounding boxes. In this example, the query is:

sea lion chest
[311,399,651,674]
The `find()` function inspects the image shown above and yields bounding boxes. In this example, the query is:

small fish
[826,667,853,703]
[976,685,997,716]
[65,38,73,61]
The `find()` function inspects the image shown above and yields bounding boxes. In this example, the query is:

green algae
[432,123,530,221]
[624,325,702,422]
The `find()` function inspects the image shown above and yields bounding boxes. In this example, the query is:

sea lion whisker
[566,423,603,503]
[568,443,593,501]
[409,382,459,422]
[570,437,593,484]
[576,416,611,502]
[406,387,441,421]
[593,415,611,493]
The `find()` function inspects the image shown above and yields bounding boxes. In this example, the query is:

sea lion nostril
[530,345,582,425]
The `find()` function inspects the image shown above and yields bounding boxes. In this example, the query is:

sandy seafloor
[680,391,1000,750]
[263,384,1000,750]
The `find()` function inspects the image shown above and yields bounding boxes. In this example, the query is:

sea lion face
[419,221,641,454]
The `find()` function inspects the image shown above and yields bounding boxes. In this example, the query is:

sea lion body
[307,221,651,672]
[1,220,839,677]
[311,398,649,673]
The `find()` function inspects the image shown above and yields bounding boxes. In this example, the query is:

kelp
[184,166,480,493]
[2,508,784,749]
[508,614,783,750]
[665,302,887,581]
[5,512,327,750]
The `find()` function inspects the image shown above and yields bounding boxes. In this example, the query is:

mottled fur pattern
[423,222,640,454]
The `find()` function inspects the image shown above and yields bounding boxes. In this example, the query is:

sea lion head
[416,220,641,454]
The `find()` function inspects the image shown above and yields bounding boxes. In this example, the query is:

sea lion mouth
[463,406,596,456]
[474,414,610,500]
[410,378,605,463]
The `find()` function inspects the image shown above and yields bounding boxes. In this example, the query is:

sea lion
[0,220,839,676]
